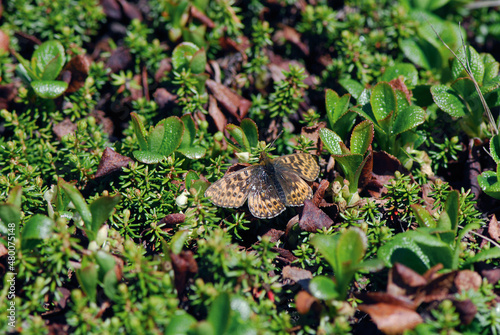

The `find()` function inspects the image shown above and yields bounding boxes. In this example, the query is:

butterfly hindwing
[274,167,314,206]
[204,165,259,208]
[273,153,319,181]
[247,168,286,219]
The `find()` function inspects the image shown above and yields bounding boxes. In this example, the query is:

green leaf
[336,228,367,270]
[165,312,197,335]
[339,78,364,100]
[309,276,338,300]
[371,82,396,122]
[240,119,259,149]
[7,185,23,208]
[482,53,499,85]
[325,89,351,126]
[185,171,200,191]
[60,180,92,228]
[130,112,148,151]
[411,204,436,228]
[172,42,200,71]
[95,250,116,281]
[381,63,418,87]
[378,230,454,273]
[76,260,98,302]
[226,124,250,152]
[350,120,373,155]
[319,128,343,156]
[392,105,426,136]
[400,37,442,70]
[207,293,231,335]
[170,230,189,255]
[0,204,21,237]
[490,134,500,164]
[158,116,185,157]
[463,247,500,266]
[32,40,65,80]
[431,85,467,117]
[190,48,207,74]
[89,195,121,237]
[103,268,119,301]
[352,105,382,133]
[133,150,166,164]
[311,234,341,271]
[178,114,206,159]
[31,80,68,99]
[478,171,500,200]
[437,190,459,232]
[21,214,55,241]
[451,46,485,84]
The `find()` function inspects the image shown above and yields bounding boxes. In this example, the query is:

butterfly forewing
[247,168,286,219]
[273,153,319,181]
[204,165,259,208]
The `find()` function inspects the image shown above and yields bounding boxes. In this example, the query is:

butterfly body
[205,152,319,219]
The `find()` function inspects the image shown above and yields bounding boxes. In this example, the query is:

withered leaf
[53,118,77,140]
[106,46,132,73]
[208,95,227,132]
[61,55,90,93]
[359,303,423,335]
[206,79,251,120]
[159,213,186,228]
[488,215,500,242]
[171,250,198,296]
[454,270,482,293]
[94,147,133,178]
[282,266,312,288]
[298,199,334,232]
[295,291,320,315]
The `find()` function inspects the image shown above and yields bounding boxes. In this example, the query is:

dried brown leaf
[489,215,500,242]
[94,147,133,178]
[295,291,320,315]
[298,199,334,232]
[359,303,423,335]
[61,55,90,93]
[454,270,482,293]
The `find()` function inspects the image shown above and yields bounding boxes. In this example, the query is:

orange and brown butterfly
[205,148,320,219]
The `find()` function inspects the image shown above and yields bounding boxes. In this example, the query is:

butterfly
[205,152,320,219]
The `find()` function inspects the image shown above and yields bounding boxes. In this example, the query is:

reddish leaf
[359,292,417,310]
[106,46,132,73]
[388,78,412,102]
[61,55,90,93]
[206,79,251,121]
[171,251,198,296]
[488,215,500,242]
[295,291,320,315]
[154,88,177,109]
[454,270,482,293]
[271,247,298,264]
[154,58,172,83]
[452,298,477,325]
[53,118,77,140]
[261,228,284,243]
[312,179,329,207]
[94,147,133,178]
[300,122,326,155]
[482,268,500,284]
[116,0,143,21]
[298,199,334,232]
[282,266,312,286]
[359,303,423,334]
[0,29,9,52]
[274,25,309,56]
[208,95,227,132]
[100,0,122,19]
[159,213,186,228]
[190,6,215,28]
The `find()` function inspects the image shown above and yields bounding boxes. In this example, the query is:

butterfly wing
[205,165,259,208]
[274,167,314,206]
[247,167,286,219]
[273,153,319,181]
